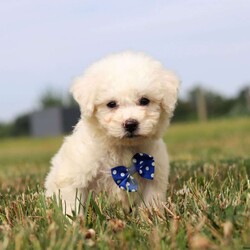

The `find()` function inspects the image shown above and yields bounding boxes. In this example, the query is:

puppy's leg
[141,142,170,210]
[45,177,85,216]
[142,169,168,209]
[58,186,85,216]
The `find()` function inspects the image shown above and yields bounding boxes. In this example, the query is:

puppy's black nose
[124,119,139,133]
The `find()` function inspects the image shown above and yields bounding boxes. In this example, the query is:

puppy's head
[71,52,179,144]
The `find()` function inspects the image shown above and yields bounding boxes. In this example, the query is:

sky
[0,0,250,122]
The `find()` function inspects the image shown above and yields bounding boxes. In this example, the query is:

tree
[172,100,195,122]
[39,89,64,109]
[229,85,250,116]
[12,114,30,136]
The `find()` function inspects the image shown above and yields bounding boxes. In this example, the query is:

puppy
[45,51,179,215]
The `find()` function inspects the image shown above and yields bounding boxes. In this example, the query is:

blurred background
[0,0,250,138]
[1,2,250,247]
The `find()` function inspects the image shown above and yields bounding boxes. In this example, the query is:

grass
[0,117,250,249]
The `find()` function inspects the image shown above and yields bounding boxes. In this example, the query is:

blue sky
[0,0,250,122]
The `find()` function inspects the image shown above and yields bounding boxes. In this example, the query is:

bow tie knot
[111,153,155,192]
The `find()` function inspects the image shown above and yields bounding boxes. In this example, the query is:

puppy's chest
[89,148,142,192]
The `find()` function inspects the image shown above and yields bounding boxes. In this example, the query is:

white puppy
[45,51,179,215]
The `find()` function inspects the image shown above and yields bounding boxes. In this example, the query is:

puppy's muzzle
[123,119,139,133]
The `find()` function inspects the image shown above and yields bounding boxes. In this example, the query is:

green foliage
[39,89,64,109]
[173,85,250,122]
[0,118,250,249]
[11,114,30,137]
[0,114,30,138]
[0,123,13,138]
[39,88,78,109]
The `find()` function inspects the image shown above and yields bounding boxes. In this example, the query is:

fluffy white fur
[45,51,180,215]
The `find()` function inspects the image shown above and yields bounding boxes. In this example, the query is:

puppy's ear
[161,71,180,117]
[70,75,96,118]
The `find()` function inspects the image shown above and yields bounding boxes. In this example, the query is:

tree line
[173,85,250,122]
[0,85,249,138]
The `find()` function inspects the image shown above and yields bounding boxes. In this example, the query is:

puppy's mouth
[124,132,141,139]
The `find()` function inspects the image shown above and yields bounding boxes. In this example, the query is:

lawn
[0,117,250,249]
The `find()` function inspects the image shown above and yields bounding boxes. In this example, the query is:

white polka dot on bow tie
[126,182,130,186]
[139,170,143,174]
[120,173,125,177]
[152,162,155,166]
[151,173,154,178]
[131,189,136,192]
[145,166,149,171]
[112,170,117,175]
[140,161,143,164]
[117,180,121,184]
[133,159,137,163]
[139,153,143,156]
[120,186,125,190]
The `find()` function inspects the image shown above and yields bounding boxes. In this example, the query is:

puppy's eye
[107,101,118,109]
[139,97,150,106]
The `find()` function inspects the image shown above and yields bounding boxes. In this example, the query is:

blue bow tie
[111,153,155,192]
